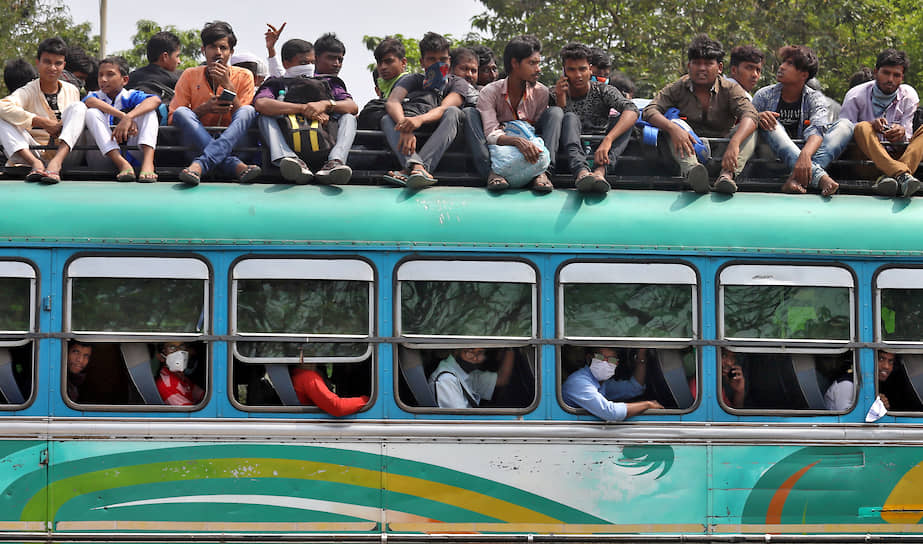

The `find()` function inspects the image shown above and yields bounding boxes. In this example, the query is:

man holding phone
[841,49,922,197]
[169,20,260,185]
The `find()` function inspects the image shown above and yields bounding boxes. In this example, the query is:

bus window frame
[392,256,540,415]
[873,265,923,416]
[717,261,858,416]
[62,253,212,412]
[0,259,39,410]
[227,254,377,414]
[555,258,701,417]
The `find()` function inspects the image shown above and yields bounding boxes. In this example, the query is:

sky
[68,0,487,107]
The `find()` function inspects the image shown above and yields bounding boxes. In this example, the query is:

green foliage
[0,278,31,332]
[563,283,693,338]
[724,286,850,340]
[881,289,923,341]
[471,0,923,100]
[71,278,204,333]
[0,0,99,95]
[114,19,202,71]
[401,281,532,337]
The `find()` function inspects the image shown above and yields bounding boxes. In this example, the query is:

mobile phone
[882,123,893,131]
[218,89,236,103]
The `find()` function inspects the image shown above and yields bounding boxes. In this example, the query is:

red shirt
[291,367,368,416]
[156,367,205,406]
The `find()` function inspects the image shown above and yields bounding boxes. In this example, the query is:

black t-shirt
[777,97,802,138]
[127,63,181,100]
[395,73,478,108]
[43,92,61,120]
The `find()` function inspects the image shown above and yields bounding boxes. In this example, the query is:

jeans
[381,106,462,171]
[761,118,854,187]
[258,112,356,166]
[171,105,257,175]
[464,106,563,179]
[662,121,756,177]
[561,112,631,175]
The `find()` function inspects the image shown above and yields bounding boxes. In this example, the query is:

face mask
[591,75,608,84]
[422,61,449,92]
[165,350,189,373]
[285,64,315,78]
[589,358,616,381]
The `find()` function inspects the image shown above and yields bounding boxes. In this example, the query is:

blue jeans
[464,106,563,179]
[172,105,257,176]
[381,106,462,171]
[561,112,631,175]
[258,113,357,165]
[761,119,854,187]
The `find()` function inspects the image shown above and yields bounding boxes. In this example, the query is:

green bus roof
[3,180,921,256]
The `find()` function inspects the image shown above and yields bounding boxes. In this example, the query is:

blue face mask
[591,75,608,84]
[422,61,450,93]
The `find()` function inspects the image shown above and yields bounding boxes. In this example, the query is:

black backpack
[274,77,339,166]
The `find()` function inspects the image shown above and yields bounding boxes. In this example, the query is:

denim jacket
[752,83,829,140]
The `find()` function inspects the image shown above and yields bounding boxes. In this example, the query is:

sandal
[117,168,136,182]
[236,164,262,183]
[575,170,597,193]
[40,171,60,184]
[531,172,553,193]
[179,167,201,186]
[486,171,510,192]
[383,169,409,187]
[25,168,46,182]
[138,171,158,183]
[407,167,437,189]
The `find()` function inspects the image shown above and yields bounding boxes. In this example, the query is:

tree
[115,19,202,71]
[471,0,923,101]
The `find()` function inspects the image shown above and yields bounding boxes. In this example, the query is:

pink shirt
[477,78,550,144]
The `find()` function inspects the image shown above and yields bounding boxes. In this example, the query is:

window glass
[880,288,923,342]
[400,281,532,338]
[563,283,693,338]
[724,285,850,340]
[71,278,204,333]
[0,278,31,332]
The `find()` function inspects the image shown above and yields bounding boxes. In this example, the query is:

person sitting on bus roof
[466,34,562,193]
[126,31,183,104]
[83,56,161,182]
[169,21,261,186]
[471,44,498,89]
[752,45,853,196]
[553,42,638,193]
[840,49,922,198]
[609,71,635,100]
[0,37,87,184]
[642,34,758,194]
[66,340,92,402]
[562,347,662,421]
[291,358,368,416]
[381,36,479,189]
[429,348,514,409]
[3,58,38,94]
[588,47,611,85]
[155,341,205,406]
[373,37,409,100]
[726,45,764,99]
[720,349,746,409]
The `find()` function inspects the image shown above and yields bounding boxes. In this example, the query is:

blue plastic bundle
[488,120,551,187]
[635,107,711,163]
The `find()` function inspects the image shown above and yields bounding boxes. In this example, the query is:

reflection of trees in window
[564,284,692,338]
[237,279,369,358]
[401,281,531,337]
[724,286,849,339]
[881,289,923,341]
[71,278,203,332]
[0,278,30,331]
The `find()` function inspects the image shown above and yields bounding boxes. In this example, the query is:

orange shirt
[168,65,255,127]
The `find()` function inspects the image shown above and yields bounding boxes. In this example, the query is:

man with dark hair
[841,49,922,197]
[753,45,853,196]
[642,34,758,193]
[0,37,87,182]
[3,59,37,93]
[62,46,96,94]
[169,21,261,185]
[847,67,874,90]
[66,340,92,402]
[467,34,562,192]
[588,47,611,84]
[380,35,478,188]
[727,45,764,97]
[609,71,635,99]
[127,31,183,102]
[470,44,498,88]
[553,42,638,192]
[373,37,408,99]
[562,347,662,421]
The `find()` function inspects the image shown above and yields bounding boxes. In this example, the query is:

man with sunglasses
[562,347,662,421]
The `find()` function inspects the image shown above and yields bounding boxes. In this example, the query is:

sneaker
[684,164,710,193]
[315,159,352,185]
[279,157,313,184]
[872,175,898,196]
[713,173,737,194]
[897,172,921,198]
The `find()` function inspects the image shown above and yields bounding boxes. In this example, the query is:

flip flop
[40,171,60,184]
[407,168,437,189]
[24,168,46,182]
[179,167,201,186]
[531,172,553,193]
[236,164,262,183]
[116,168,136,182]
[486,172,509,192]
[383,170,409,187]
[138,171,158,183]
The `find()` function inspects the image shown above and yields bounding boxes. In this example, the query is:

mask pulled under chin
[165,351,189,373]
[589,358,616,381]
[285,64,315,78]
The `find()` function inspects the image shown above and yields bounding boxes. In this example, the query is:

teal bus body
[0,180,922,542]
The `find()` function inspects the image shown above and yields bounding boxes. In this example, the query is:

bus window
[558,262,698,416]
[230,259,373,414]
[64,256,210,409]
[875,269,923,413]
[395,260,538,412]
[719,265,855,413]
[0,262,37,408]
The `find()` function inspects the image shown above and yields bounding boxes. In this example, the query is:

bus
[0,177,921,543]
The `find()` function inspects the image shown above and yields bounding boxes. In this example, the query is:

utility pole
[99,0,108,57]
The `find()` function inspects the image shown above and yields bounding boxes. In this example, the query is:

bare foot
[782,177,807,194]
[818,175,839,196]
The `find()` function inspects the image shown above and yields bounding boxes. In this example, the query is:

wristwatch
[327,99,336,112]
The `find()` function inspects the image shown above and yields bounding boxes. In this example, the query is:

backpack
[274,77,340,166]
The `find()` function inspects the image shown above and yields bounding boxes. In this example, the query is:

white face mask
[285,64,315,78]
[165,350,189,373]
[589,358,616,381]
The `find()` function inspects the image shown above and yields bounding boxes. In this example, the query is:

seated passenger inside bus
[823,355,854,411]
[290,356,368,416]
[877,350,921,412]
[429,347,514,408]
[562,347,662,421]
[155,341,204,406]
[721,349,747,409]
[66,340,93,402]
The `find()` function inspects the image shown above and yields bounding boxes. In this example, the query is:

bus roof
[4,181,921,256]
